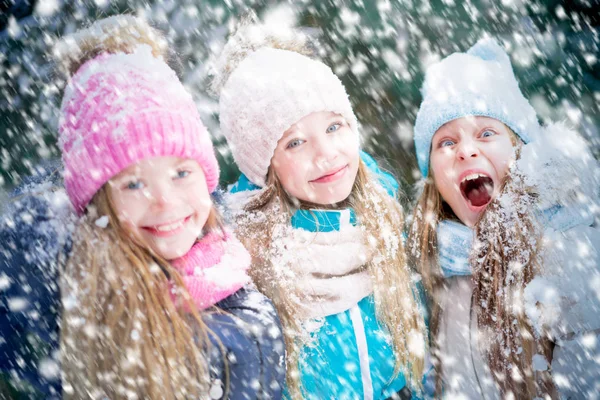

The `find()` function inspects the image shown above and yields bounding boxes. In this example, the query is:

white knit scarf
[269,214,373,321]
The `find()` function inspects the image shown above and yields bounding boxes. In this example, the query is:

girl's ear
[467,38,512,71]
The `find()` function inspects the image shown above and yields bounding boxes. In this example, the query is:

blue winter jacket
[230,152,423,400]
[0,167,285,399]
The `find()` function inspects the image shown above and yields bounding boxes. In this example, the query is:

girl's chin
[151,240,195,260]
[458,204,489,227]
[301,187,353,206]
[311,193,352,206]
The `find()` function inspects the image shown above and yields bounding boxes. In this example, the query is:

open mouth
[459,173,494,208]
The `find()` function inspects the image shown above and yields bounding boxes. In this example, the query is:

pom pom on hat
[414,38,540,177]
[466,37,512,65]
[54,14,169,77]
[209,17,312,97]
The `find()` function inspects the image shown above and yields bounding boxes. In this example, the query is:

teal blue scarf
[438,202,595,278]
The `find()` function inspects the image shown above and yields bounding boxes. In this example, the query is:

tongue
[466,184,492,207]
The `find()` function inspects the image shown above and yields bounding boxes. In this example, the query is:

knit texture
[414,38,539,177]
[271,209,373,321]
[59,45,220,213]
[225,151,415,398]
[171,230,251,310]
[219,47,357,187]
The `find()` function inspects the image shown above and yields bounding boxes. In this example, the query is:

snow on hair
[209,14,313,96]
[54,15,168,78]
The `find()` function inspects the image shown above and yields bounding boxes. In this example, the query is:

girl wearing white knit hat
[213,22,427,400]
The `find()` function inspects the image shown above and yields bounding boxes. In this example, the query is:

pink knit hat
[59,45,220,214]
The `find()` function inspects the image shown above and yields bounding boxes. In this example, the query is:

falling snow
[1,1,599,399]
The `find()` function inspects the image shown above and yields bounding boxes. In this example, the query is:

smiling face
[270,111,360,205]
[430,116,517,227]
[108,156,211,260]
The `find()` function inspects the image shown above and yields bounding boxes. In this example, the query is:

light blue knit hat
[413,38,540,177]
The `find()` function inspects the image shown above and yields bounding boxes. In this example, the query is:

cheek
[280,170,306,196]
[430,156,451,187]
[429,150,445,173]
[333,131,360,162]
[272,153,309,192]
[432,174,454,202]
[115,208,140,231]
[271,151,289,177]
[489,141,516,177]
[110,194,145,227]
[193,192,212,216]
[431,162,459,203]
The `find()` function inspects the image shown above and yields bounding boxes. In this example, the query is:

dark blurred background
[1,0,598,196]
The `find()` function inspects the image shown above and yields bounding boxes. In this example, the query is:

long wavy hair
[407,133,557,398]
[60,184,227,399]
[234,159,426,399]
[55,16,236,399]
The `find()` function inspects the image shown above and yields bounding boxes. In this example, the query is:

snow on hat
[58,18,219,214]
[413,38,540,177]
[214,24,358,188]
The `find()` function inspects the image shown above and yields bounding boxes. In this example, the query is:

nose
[313,136,338,167]
[456,139,480,161]
[147,181,176,208]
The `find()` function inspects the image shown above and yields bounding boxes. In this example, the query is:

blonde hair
[407,132,557,398]
[60,185,225,399]
[57,16,228,399]
[235,159,426,399]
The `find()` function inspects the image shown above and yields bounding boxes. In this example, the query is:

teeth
[462,173,488,182]
[154,219,185,232]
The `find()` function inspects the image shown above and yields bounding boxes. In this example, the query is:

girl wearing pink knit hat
[214,22,427,399]
[54,15,284,399]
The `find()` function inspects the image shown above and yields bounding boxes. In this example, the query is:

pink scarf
[171,230,251,310]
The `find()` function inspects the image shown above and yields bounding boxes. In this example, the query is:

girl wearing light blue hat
[408,38,600,399]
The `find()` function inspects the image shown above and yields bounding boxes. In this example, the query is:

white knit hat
[414,38,540,177]
[216,27,357,187]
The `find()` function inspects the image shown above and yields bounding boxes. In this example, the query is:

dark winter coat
[0,168,285,399]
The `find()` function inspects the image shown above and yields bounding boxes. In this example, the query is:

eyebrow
[281,125,299,141]
[111,171,138,185]
[326,113,344,123]
[433,129,455,141]
[176,158,194,166]
[117,165,139,176]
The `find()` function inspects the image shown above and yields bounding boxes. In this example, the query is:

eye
[125,180,144,190]
[175,169,191,179]
[326,123,341,133]
[481,130,496,138]
[286,139,305,149]
[439,139,455,148]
